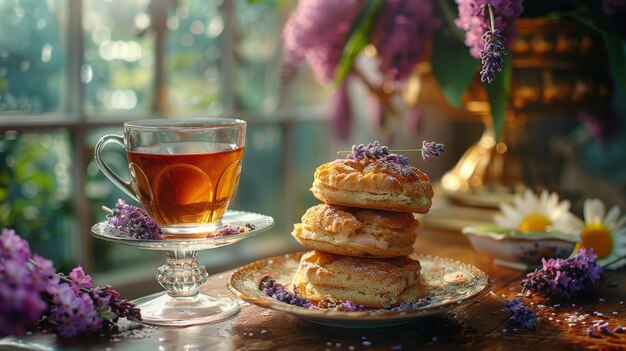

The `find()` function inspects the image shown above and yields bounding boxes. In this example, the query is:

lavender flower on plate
[211,223,256,238]
[258,274,311,308]
[521,248,603,299]
[107,199,163,240]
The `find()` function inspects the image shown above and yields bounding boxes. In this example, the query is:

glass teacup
[95,118,246,237]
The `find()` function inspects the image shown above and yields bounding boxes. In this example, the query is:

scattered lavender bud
[505,299,537,330]
[211,223,256,238]
[587,329,600,338]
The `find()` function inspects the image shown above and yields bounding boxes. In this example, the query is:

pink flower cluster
[282,0,436,85]
[282,0,361,84]
[370,0,436,81]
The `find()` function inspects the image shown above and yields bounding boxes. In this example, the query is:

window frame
[0,0,318,288]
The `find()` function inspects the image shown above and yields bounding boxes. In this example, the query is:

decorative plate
[91,210,274,251]
[462,226,578,270]
[227,252,492,328]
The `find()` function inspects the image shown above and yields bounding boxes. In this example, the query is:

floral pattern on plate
[227,252,492,328]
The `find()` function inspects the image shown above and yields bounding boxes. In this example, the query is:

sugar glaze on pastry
[291,204,418,258]
[310,158,433,213]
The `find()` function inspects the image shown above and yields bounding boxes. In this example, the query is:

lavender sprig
[106,199,163,240]
[480,29,507,83]
[338,140,445,164]
[1,229,140,338]
[420,141,446,160]
[479,4,507,84]
[521,248,603,299]
[504,298,537,330]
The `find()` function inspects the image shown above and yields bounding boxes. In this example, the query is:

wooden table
[2,228,625,350]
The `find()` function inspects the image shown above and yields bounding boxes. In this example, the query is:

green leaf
[431,29,478,108]
[568,13,626,93]
[486,53,512,141]
[334,0,384,86]
[100,310,118,321]
[602,31,626,93]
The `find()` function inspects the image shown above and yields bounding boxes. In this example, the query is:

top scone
[311,158,433,213]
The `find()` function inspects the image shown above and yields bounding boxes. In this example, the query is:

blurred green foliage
[0,130,74,272]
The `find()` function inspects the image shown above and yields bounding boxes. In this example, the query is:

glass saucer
[90,210,274,326]
[91,210,274,251]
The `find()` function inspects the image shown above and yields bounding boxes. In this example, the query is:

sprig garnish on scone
[338,141,445,164]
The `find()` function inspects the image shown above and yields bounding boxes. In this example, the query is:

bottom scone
[292,250,427,308]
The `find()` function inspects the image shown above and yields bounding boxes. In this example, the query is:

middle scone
[291,204,419,258]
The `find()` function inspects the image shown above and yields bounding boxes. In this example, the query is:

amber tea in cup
[95,118,246,237]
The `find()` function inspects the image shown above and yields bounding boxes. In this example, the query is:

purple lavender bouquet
[279,0,626,140]
[0,228,141,337]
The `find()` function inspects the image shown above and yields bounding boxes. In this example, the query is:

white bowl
[461,226,579,270]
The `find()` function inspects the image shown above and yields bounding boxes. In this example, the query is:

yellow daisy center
[576,224,613,259]
[519,213,552,233]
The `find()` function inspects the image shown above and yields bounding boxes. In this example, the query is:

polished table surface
[2,227,626,350]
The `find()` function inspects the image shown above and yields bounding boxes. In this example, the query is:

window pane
[234,0,281,113]
[0,0,66,114]
[291,120,334,218]
[165,0,224,115]
[0,129,74,271]
[83,0,154,115]
[199,123,290,267]
[229,123,284,220]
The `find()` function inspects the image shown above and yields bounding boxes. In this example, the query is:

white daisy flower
[574,199,626,269]
[494,189,581,234]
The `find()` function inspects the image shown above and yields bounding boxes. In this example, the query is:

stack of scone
[290,145,434,309]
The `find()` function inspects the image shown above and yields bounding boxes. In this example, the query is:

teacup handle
[94,134,139,202]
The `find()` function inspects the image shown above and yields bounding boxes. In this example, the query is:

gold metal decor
[413,19,611,207]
